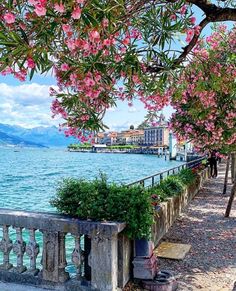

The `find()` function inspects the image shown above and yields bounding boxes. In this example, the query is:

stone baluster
[0,225,13,270]
[26,229,39,275]
[41,231,69,283]
[58,232,69,283]
[72,235,84,279]
[13,227,27,273]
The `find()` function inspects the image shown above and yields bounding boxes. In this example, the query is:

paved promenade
[158,162,236,291]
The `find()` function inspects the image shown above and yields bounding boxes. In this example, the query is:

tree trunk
[225,181,236,217]
[223,155,230,195]
[231,152,236,184]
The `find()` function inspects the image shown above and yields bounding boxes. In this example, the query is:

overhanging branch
[188,0,236,21]
[148,1,236,73]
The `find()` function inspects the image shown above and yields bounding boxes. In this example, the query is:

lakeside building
[130,130,144,145]
[94,115,170,147]
[95,132,117,145]
[116,129,144,145]
[144,114,169,146]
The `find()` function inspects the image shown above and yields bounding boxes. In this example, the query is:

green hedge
[51,168,197,239]
[149,168,196,205]
[51,174,154,239]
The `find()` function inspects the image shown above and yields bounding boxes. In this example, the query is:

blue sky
[0,3,230,130]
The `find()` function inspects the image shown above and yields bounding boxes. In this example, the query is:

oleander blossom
[4,12,15,24]
[169,26,236,153]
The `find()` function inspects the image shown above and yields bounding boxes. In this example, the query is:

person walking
[208,150,218,178]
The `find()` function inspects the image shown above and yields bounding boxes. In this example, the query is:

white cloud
[128,106,138,113]
[0,83,60,127]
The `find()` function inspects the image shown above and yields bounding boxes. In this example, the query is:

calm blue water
[0,147,183,212]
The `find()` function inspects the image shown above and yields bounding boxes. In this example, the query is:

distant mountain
[0,123,77,147]
[0,131,46,148]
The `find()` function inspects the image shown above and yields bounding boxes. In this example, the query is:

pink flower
[102,18,109,28]
[180,5,187,15]
[170,14,177,21]
[123,37,130,45]
[103,39,111,46]
[72,7,81,19]
[132,75,141,84]
[62,24,72,33]
[61,63,70,71]
[76,0,85,3]
[194,25,201,36]
[84,77,95,87]
[4,13,15,24]
[19,22,27,30]
[89,30,100,41]
[28,0,38,5]
[35,4,47,16]
[27,57,36,69]
[114,55,121,62]
[186,29,194,43]
[189,16,196,25]
[54,3,65,13]
[1,67,13,76]
[14,69,27,82]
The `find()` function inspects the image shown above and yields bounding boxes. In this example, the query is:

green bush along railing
[51,168,197,239]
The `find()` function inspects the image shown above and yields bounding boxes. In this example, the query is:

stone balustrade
[0,209,128,291]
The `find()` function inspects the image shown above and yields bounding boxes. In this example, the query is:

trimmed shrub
[51,168,197,239]
[51,174,154,239]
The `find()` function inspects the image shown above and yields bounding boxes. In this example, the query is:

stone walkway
[157,162,236,291]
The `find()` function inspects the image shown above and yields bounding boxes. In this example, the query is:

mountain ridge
[0,123,77,147]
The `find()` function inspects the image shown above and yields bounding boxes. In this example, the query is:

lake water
[0,147,183,212]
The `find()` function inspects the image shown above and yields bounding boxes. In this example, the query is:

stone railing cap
[0,208,126,237]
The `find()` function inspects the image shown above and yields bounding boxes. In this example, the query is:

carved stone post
[58,232,69,283]
[41,231,69,283]
[90,234,118,291]
[72,235,84,280]
[26,229,39,275]
[0,225,13,270]
[13,227,27,273]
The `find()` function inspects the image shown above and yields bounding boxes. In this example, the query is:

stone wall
[132,167,210,280]
[151,167,210,247]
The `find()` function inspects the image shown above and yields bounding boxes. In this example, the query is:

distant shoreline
[68,148,168,156]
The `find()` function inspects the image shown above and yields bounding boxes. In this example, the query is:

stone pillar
[90,234,118,291]
[118,233,133,288]
[71,235,84,280]
[26,228,40,275]
[13,227,27,273]
[0,225,13,270]
[41,231,69,283]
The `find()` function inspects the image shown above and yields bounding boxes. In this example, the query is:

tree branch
[188,0,236,21]
[174,18,209,65]
[148,1,236,73]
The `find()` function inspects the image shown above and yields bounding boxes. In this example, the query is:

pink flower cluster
[169,27,236,152]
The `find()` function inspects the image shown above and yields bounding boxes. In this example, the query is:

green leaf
[29,68,35,81]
